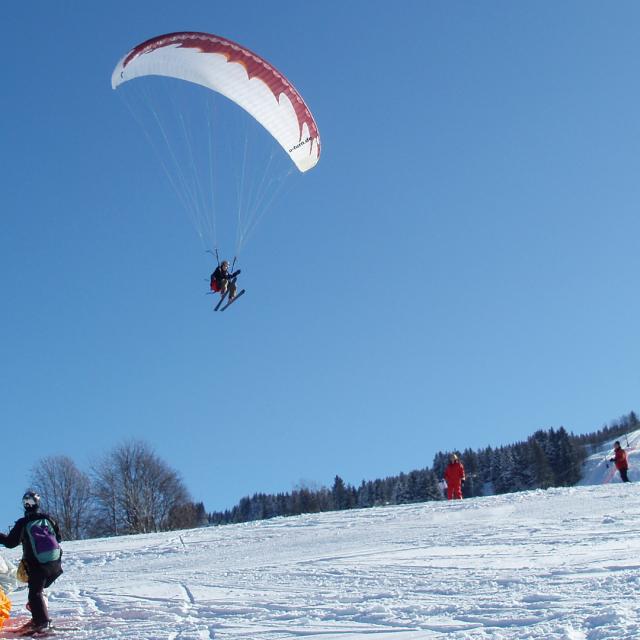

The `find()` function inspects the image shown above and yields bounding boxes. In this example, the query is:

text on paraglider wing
[289,137,312,153]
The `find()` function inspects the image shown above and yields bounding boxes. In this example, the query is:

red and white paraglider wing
[111,32,320,172]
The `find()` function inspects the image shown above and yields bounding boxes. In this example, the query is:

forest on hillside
[25,412,638,539]
[207,411,639,526]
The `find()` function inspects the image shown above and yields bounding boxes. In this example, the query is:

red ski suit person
[444,455,466,500]
[610,441,630,483]
[612,446,628,471]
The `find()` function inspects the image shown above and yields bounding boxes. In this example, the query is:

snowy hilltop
[1,478,639,639]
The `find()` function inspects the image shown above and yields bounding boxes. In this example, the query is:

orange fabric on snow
[0,587,11,628]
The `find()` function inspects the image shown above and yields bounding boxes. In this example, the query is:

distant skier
[443,454,466,500]
[0,491,63,635]
[610,441,631,483]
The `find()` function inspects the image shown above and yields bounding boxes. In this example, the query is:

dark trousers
[28,571,50,624]
[26,560,61,625]
[619,468,630,483]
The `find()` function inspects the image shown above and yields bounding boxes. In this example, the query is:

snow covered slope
[578,429,640,485]
[1,482,639,639]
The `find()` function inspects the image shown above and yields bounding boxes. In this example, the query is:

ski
[0,620,82,638]
[214,290,229,311]
[220,289,245,311]
[15,626,81,638]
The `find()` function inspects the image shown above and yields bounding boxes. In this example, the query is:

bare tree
[91,456,122,537]
[30,455,92,540]
[92,440,195,536]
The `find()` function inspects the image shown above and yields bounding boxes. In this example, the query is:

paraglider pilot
[210,260,239,301]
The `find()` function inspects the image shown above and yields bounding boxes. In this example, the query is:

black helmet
[22,491,40,511]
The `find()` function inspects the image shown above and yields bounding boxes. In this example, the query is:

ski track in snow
[2,443,640,639]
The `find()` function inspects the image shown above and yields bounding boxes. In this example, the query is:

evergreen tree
[357,480,372,508]
[529,439,554,489]
[460,449,482,498]
[331,476,349,510]
[391,473,409,504]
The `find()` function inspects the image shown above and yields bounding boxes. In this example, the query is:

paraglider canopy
[111,31,321,172]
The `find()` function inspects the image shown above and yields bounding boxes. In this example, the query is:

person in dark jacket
[610,441,631,482]
[0,491,63,633]
[443,454,466,500]
[210,260,239,302]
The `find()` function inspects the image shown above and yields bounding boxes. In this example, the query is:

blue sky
[1,1,639,528]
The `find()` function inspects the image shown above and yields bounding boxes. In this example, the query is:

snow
[1,439,639,639]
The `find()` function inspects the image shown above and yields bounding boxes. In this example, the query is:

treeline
[208,470,443,525]
[432,426,583,499]
[207,412,638,526]
[26,412,638,539]
[28,440,206,541]
[571,411,638,450]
